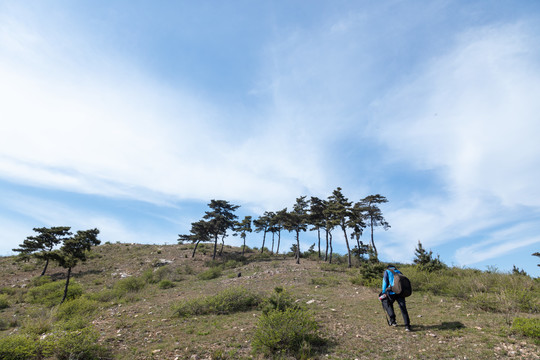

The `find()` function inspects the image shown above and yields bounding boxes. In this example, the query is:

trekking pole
[379,292,392,326]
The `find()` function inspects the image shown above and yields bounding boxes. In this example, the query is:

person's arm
[382,270,389,293]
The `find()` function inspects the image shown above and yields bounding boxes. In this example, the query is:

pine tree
[309,196,326,259]
[413,241,444,272]
[273,208,287,254]
[359,194,390,257]
[179,220,212,258]
[203,200,240,260]
[13,227,72,276]
[327,187,354,267]
[51,229,100,303]
[234,216,252,256]
[253,212,272,254]
[284,197,309,264]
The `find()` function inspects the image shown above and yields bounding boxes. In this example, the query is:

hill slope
[0,243,538,359]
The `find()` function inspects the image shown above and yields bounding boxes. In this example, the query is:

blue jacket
[382,267,402,295]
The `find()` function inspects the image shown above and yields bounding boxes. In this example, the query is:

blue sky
[1,1,539,276]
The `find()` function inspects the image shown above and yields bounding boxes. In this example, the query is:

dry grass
[0,243,539,359]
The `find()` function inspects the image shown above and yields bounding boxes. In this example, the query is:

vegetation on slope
[0,242,539,359]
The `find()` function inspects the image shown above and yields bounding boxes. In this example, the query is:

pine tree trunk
[325,229,329,262]
[212,235,218,260]
[277,230,281,254]
[40,258,49,277]
[192,240,201,258]
[295,231,300,264]
[317,228,321,259]
[342,225,352,268]
[242,236,246,256]
[329,232,333,264]
[370,217,378,256]
[271,233,275,254]
[261,230,267,253]
[61,267,71,304]
[219,234,225,256]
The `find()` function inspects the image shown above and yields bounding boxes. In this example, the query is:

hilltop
[0,242,539,359]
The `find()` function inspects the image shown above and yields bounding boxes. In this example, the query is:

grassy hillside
[0,243,539,359]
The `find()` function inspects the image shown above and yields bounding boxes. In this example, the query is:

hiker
[380,264,411,332]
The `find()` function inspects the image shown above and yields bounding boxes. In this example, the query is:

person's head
[387,264,396,269]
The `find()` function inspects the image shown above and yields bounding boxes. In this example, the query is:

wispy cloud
[455,223,540,266]
[372,22,540,265]
[0,13,330,211]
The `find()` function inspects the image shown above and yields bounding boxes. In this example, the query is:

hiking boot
[405,326,412,332]
[391,322,397,327]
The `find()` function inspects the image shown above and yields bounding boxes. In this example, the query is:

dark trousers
[382,294,410,326]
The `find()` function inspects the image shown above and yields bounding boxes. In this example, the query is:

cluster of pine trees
[12,227,100,303]
[179,187,390,267]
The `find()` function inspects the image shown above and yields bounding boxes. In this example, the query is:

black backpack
[388,269,412,297]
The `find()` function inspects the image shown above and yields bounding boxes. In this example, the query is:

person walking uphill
[380,264,412,332]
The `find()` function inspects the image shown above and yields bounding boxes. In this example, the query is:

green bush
[21,309,55,336]
[55,297,99,322]
[198,267,222,280]
[512,317,540,343]
[252,308,324,359]
[88,288,119,303]
[401,265,540,313]
[0,294,9,309]
[30,275,53,287]
[41,327,111,360]
[311,276,340,287]
[182,264,195,275]
[320,263,347,273]
[261,287,300,315]
[0,334,40,360]
[0,287,18,296]
[173,287,263,317]
[158,279,175,289]
[25,281,83,307]
[143,266,175,284]
[113,276,146,294]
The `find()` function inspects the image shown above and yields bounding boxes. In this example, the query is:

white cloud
[0,14,330,211]
[377,23,540,207]
[455,223,540,266]
[373,22,540,265]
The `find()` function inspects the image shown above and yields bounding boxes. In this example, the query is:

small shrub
[224,259,242,269]
[41,327,111,360]
[320,263,347,273]
[252,308,324,358]
[311,276,339,287]
[467,292,499,312]
[154,265,174,281]
[198,267,222,280]
[30,275,52,287]
[89,288,118,303]
[182,264,195,275]
[158,279,175,289]
[142,268,157,284]
[21,309,55,336]
[0,287,17,296]
[512,317,540,343]
[55,297,99,321]
[261,287,300,315]
[21,263,37,272]
[173,287,262,317]
[25,281,83,307]
[113,276,146,294]
[0,294,9,309]
[0,334,40,360]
